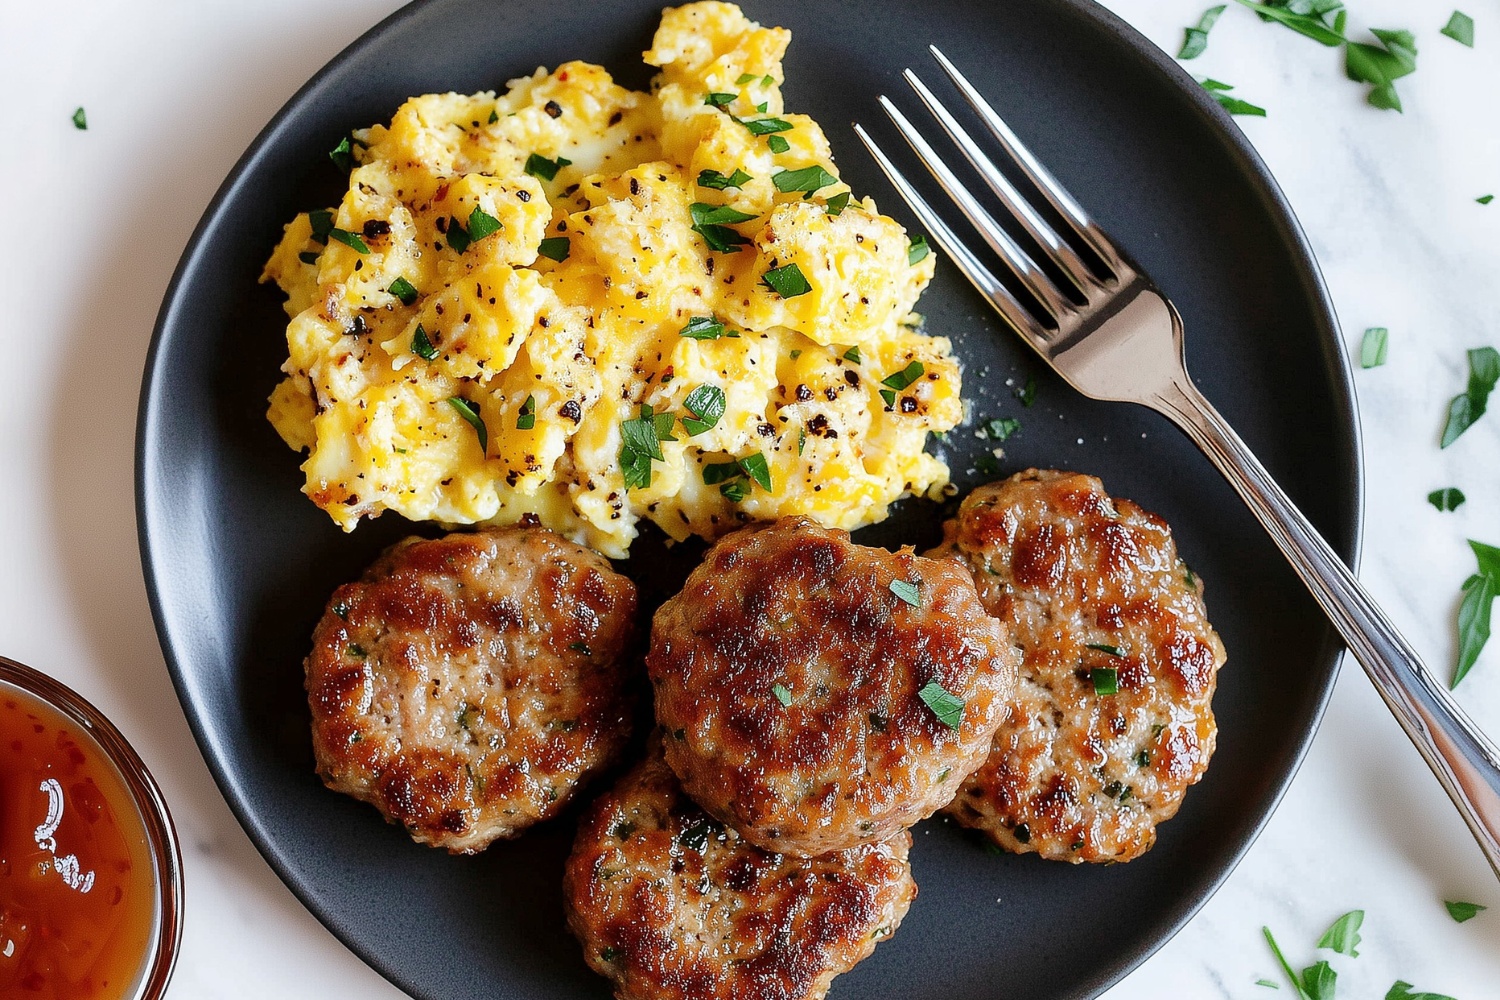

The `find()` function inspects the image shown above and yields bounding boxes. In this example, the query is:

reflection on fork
[854,46,1500,882]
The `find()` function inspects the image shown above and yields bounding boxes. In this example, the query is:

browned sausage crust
[305,526,638,853]
[648,516,1019,857]
[563,742,915,1000]
[930,470,1226,863]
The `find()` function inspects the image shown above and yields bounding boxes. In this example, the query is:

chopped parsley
[488,108,499,124]
[1091,667,1119,695]
[890,579,921,607]
[879,361,926,407]
[735,72,759,85]
[524,152,573,181]
[448,397,487,454]
[329,136,355,171]
[676,818,718,853]
[516,394,537,430]
[719,478,749,502]
[682,385,726,435]
[347,643,367,658]
[1385,982,1457,1000]
[1256,981,1279,990]
[908,234,931,265]
[569,642,592,656]
[917,680,964,729]
[620,404,677,490]
[739,452,772,490]
[1480,194,1496,205]
[1317,910,1363,956]
[445,216,471,254]
[1087,643,1125,657]
[1454,540,1500,687]
[1444,899,1486,922]
[1179,5,1228,60]
[1234,0,1347,46]
[328,227,370,254]
[761,263,812,298]
[826,191,851,216]
[698,168,752,190]
[411,324,438,360]
[766,134,790,154]
[466,206,502,242]
[537,236,570,262]
[71,106,87,130]
[704,92,737,108]
[1428,488,1466,512]
[1200,77,1268,116]
[308,208,334,243]
[703,453,771,497]
[690,201,756,253]
[741,116,793,136]
[680,315,729,340]
[981,417,1021,441]
[1360,327,1389,368]
[1015,376,1037,407]
[773,165,839,197]
[1441,347,1499,447]
[1345,29,1419,113]
[843,346,863,364]
[772,683,793,707]
[388,276,419,305]
[1441,10,1475,47]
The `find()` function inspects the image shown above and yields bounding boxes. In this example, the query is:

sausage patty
[648,516,1018,857]
[563,741,915,1000]
[305,526,638,853]
[929,470,1226,863]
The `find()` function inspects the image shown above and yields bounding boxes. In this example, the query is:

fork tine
[929,45,1124,273]
[877,96,1074,323]
[853,124,1049,347]
[901,69,1101,296]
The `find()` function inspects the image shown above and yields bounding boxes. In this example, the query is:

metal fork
[856,46,1500,880]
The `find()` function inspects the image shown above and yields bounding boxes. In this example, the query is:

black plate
[136,1,1360,997]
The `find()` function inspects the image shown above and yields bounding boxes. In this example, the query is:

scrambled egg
[263,1,962,558]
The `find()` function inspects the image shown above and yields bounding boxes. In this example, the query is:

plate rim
[135,0,1365,996]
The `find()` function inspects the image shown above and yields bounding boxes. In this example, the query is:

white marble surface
[2,0,1498,996]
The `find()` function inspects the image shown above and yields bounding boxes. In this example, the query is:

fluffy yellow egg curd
[262,1,961,558]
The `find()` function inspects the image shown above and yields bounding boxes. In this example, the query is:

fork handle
[1154,378,1500,880]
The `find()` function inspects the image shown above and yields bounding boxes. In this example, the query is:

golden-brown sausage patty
[930,470,1226,863]
[648,516,1018,857]
[305,526,638,853]
[563,741,915,1000]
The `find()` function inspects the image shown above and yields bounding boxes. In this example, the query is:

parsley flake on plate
[1200,78,1268,116]
[982,417,1021,441]
[917,680,964,729]
[1385,982,1457,1000]
[1444,899,1487,922]
[1427,488,1466,512]
[1441,346,1500,447]
[1234,0,1347,46]
[1360,327,1389,368]
[1454,540,1500,688]
[71,106,87,130]
[1345,29,1419,113]
[1441,10,1475,47]
[1179,5,1228,59]
[448,397,487,454]
[1479,195,1495,205]
[1317,910,1363,956]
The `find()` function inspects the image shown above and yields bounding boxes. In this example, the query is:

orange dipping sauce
[0,688,157,999]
